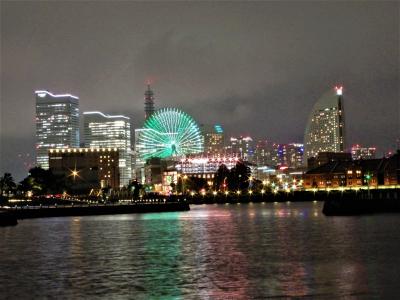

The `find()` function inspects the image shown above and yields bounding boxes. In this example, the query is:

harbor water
[1,202,399,299]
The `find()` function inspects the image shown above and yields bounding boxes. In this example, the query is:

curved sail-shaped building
[304,86,345,164]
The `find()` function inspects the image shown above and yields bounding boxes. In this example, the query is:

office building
[351,145,377,160]
[35,90,80,169]
[202,124,224,155]
[271,143,304,169]
[226,136,254,160]
[83,111,132,186]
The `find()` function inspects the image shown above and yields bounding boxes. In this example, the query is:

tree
[0,173,16,197]
[128,180,143,198]
[18,167,65,196]
[228,160,251,191]
[214,164,230,191]
[186,176,208,192]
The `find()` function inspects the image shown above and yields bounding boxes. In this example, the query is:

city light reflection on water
[0,202,400,298]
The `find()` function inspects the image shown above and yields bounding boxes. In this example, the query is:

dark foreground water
[1,202,400,299]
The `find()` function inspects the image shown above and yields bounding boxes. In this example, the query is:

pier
[0,201,190,222]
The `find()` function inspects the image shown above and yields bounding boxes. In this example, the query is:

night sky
[1,1,399,180]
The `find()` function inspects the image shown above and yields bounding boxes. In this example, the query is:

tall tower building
[226,136,255,160]
[83,111,132,186]
[202,124,224,155]
[144,84,155,119]
[304,86,345,164]
[35,90,80,169]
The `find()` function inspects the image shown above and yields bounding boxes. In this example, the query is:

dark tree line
[213,160,252,192]
[0,167,66,199]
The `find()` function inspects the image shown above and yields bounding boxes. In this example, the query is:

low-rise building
[307,152,352,170]
[303,152,399,189]
[49,148,120,194]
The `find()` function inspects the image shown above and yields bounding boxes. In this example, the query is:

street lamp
[70,169,79,181]
[365,173,372,198]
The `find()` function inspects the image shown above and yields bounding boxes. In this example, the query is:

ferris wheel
[136,108,204,161]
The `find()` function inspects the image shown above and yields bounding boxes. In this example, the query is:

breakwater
[322,189,400,216]
[180,189,400,216]
[1,202,190,220]
[181,189,399,205]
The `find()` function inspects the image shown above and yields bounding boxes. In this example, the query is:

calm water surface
[1,202,400,299]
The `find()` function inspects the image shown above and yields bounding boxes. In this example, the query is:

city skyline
[1,1,399,180]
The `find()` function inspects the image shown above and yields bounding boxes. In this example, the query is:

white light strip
[35,90,79,99]
[83,111,130,119]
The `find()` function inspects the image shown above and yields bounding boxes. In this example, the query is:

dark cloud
[1,1,399,180]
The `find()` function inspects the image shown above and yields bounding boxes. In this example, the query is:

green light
[137,108,204,160]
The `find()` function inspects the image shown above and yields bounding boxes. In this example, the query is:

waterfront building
[304,86,345,165]
[351,144,377,160]
[201,124,224,155]
[83,111,132,187]
[307,151,352,170]
[303,151,400,189]
[176,155,239,179]
[49,148,120,194]
[144,157,169,191]
[35,90,80,169]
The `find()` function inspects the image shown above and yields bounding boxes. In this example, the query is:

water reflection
[0,203,400,298]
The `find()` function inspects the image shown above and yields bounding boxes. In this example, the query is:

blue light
[214,125,223,134]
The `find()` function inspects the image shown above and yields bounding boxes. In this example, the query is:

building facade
[351,145,377,160]
[304,86,345,165]
[226,136,255,161]
[49,148,120,194]
[303,152,400,189]
[35,90,80,169]
[271,143,304,169]
[83,111,132,187]
[202,124,224,155]
[307,151,352,170]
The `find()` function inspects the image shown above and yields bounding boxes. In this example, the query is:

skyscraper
[304,86,345,164]
[226,136,255,160]
[83,111,132,186]
[144,84,155,119]
[202,124,224,155]
[271,143,304,168]
[35,90,79,169]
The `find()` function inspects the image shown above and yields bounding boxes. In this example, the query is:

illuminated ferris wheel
[136,108,204,161]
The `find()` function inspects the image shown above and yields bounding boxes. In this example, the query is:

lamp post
[365,173,372,198]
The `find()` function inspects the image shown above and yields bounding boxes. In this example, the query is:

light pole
[365,173,372,198]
